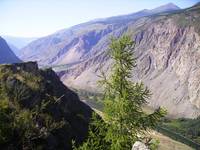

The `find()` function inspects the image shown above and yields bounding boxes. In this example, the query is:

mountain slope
[0,37,22,64]
[18,3,200,118]
[0,62,93,149]
[19,3,180,66]
[59,3,200,118]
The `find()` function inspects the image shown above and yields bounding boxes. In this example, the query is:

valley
[1,1,200,150]
[13,2,200,118]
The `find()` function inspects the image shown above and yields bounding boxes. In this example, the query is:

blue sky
[0,0,199,37]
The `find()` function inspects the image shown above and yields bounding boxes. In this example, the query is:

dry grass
[150,131,193,150]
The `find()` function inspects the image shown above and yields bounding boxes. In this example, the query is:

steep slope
[0,62,93,149]
[8,43,19,56]
[60,3,200,118]
[19,3,180,66]
[0,36,22,64]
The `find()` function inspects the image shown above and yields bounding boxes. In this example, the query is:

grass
[161,118,200,144]
[150,131,193,150]
[75,88,198,149]
[78,94,194,150]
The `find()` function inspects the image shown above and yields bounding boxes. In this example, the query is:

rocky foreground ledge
[0,61,93,149]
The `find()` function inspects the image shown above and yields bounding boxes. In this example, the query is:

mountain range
[19,3,180,66]
[3,3,200,118]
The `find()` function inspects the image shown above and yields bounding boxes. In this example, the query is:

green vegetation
[0,79,65,149]
[77,88,200,149]
[158,118,200,149]
[162,118,200,142]
[0,63,93,150]
[169,5,200,35]
[75,89,103,110]
[75,35,166,150]
[149,139,160,150]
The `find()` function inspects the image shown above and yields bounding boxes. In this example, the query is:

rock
[132,141,150,150]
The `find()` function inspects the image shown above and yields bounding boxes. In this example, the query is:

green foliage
[0,81,67,149]
[73,113,110,150]
[21,71,43,90]
[0,63,93,149]
[99,35,166,150]
[156,125,200,149]
[75,89,103,111]
[162,117,200,144]
[76,35,166,150]
[149,139,160,150]
[0,99,13,145]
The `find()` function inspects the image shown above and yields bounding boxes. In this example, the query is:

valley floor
[81,99,194,150]
[150,131,193,150]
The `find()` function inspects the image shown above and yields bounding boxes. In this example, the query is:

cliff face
[0,62,93,149]
[0,37,22,64]
[60,4,200,118]
[133,19,200,118]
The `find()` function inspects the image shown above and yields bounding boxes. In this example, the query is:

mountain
[18,3,200,118]
[0,36,22,64]
[2,35,38,49]
[8,43,20,56]
[0,62,93,149]
[59,3,200,118]
[149,2,180,13]
[19,3,180,66]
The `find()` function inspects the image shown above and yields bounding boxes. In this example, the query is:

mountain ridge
[19,3,181,66]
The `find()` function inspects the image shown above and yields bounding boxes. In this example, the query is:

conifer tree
[99,35,166,150]
[75,35,166,150]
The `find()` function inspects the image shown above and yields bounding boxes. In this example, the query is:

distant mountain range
[19,3,181,66]
[2,36,38,55]
[10,3,200,118]
[0,36,22,64]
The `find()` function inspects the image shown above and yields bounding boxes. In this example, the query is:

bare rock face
[132,141,149,150]
[60,4,200,118]
[129,17,200,118]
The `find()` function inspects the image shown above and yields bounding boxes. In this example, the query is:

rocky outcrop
[0,62,93,149]
[0,36,22,64]
[132,141,149,150]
